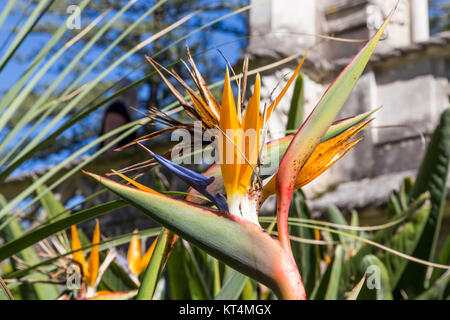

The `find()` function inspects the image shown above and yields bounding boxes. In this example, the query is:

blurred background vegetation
[0,0,248,170]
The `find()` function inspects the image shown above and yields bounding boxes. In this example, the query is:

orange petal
[238,73,261,194]
[93,290,113,296]
[87,290,137,300]
[294,137,361,189]
[262,54,306,124]
[186,90,218,128]
[111,169,160,195]
[127,232,142,276]
[294,120,371,188]
[314,229,321,241]
[71,225,89,280]
[262,120,370,198]
[86,219,100,287]
[138,236,158,275]
[186,47,221,120]
[219,69,241,197]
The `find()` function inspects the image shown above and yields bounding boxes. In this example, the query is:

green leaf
[0,0,57,135]
[275,5,397,238]
[212,258,221,297]
[261,108,381,177]
[0,0,16,29]
[0,0,97,143]
[166,241,191,300]
[326,205,348,244]
[98,254,138,292]
[387,178,414,218]
[0,195,59,299]
[0,0,163,164]
[378,195,431,289]
[1,217,59,299]
[240,280,257,300]
[137,229,175,300]
[325,205,351,297]
[0,276,13,300]
[184,262,208,300]
[1,0,186,168]
[0,0,54,73]
[416,271,450,300]
[321,108,380,142]
[88,172,301,299]
[0,200,127,262]
[0,123,137,229]
[309,258,330,300]
[181,242,212,300]
[167,241,218,300]
[347,192,430,278]
[324,245,344,300]
[346,275,366,300]
[349,210,361,252]
[4,227,161,280]
[0,4,251,186]
[400,107,450,296]
[431,234,450,283]
[310,245,344,300]
[0,0,91,116]
[286,73,304,131]
[215,269,248,300]
[35,182,68,221]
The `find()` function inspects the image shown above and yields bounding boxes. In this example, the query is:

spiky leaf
[399,107,450,296]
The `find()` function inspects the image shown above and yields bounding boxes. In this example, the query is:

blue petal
[143,146,228,211]
[213,194,229,212]
[151,152,214,189]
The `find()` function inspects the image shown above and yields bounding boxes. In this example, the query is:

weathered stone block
[374,59,447,144]
[373,138,428,176]
[321,0,412,60]
[248,0,317,58]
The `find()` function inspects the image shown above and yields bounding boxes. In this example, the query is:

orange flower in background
[71,220,100,296]
[69,221,146,300]
[127,232,158,277]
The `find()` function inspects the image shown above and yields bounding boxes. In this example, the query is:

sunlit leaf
[275,7,396,250]
[86,172,304,299]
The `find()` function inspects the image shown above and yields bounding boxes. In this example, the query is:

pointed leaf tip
[275,5,397,250]
[87,172,304,299]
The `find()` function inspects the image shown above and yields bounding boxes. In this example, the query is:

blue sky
[0,1,248,176]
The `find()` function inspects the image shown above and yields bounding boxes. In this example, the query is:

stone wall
[247,0,450,214]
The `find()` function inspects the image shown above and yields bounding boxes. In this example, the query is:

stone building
[247,0,450,222]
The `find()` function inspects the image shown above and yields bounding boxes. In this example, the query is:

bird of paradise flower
[85,5,397,300]
[67,221,156,299]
